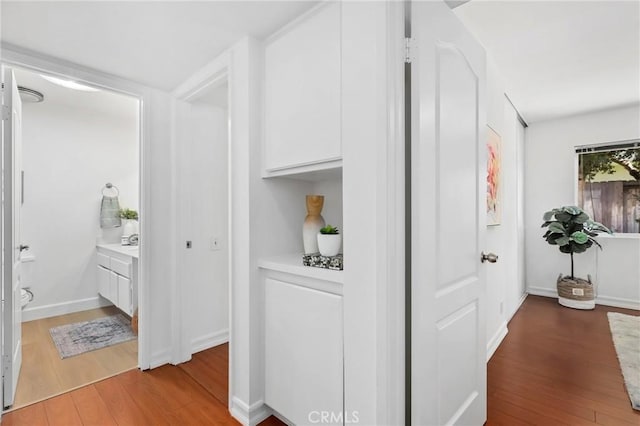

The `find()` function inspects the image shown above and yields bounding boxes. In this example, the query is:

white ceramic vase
[317,233,341,257]
[303,195,325,254]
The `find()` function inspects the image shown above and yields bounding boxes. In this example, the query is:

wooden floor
[11,306,138,410]
[487,295,640,425]
[2,342,283,426]
[4,296,638,425]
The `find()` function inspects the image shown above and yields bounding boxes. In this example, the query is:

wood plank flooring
[4,296,638,425]
[11,306,138,410]
[487,295,640,425]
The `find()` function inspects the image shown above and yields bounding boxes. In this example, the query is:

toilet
[20,250,35,308]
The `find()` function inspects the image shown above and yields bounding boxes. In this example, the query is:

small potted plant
[119,208,139,237]
[541,206,611,309]
[317,225,341,257]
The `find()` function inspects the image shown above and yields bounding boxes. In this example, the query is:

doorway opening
[174,72,231,405]
[2,65,143,411]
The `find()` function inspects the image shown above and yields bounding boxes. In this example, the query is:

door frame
[0,46,152,372]
[171,49,233,396]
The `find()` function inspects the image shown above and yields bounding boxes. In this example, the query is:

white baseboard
[486,321,508,361]
[191,329,229,354]
[594,295,640,311]
[527,286,640,311]
[22,296,112,322]
[150,349,172,369]
[508,293,529,322]
[230,397,272,426]
[526,286,557,299]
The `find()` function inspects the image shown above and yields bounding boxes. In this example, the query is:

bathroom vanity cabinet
[259,256,344,425]
[96,244,138,316]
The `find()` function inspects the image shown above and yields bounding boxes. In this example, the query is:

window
[577,141,640,233]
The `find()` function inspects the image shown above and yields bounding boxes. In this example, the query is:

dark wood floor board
[489,395,572,425]
[94,375,169,426]
[488,377,597,422]
[4,296,637,426]
[487,295,640,425]
[178,344,230,406]
[491,389,597,425]
[595,410,640,426]
[486,407,534,426]
[43,394,83,426]
[69,385,117,426]
[489,365,640,424]
[1,401,48,426]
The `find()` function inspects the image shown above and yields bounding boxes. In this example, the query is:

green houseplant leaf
[541,206,612,279]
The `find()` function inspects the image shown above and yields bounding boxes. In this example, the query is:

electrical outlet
[186,241,192,249]
[500,301,504,315]
[210,237,221,251]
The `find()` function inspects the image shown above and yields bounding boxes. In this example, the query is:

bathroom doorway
[2,65,142,410]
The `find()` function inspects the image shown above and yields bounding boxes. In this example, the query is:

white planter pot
[123,219,139,237]
[317,233,341,257]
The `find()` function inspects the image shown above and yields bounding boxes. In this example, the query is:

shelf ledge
[258,254,344,284]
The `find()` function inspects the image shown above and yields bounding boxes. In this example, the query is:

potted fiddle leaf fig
[541,206,612,309]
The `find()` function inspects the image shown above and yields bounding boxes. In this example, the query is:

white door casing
[411,1,487,425]
[1,67,23,409]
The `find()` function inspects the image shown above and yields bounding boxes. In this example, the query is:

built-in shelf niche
[259,169,343,278]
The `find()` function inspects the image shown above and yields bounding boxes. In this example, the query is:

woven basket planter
[556,274,595,310]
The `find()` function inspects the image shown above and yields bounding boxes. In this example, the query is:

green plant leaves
[570,231,589,244]
[541,206,609,261]
[320,224,339,234]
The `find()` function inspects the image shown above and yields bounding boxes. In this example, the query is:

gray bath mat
[49,314,136,359]
[607,312,640,410]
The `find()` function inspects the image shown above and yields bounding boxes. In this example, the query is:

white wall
[484,59,527,359]
[180,99,230,353]
[21,91,138,321]
[525,105,640,310]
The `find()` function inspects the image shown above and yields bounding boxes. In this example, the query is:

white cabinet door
[264,2,341,173]
[265,278,343,425]
[97,266,110,299]
[117,275,132,315]
[109,271,119,307]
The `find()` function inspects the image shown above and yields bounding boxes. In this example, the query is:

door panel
[2,67,23,408]
[411,1,487,425]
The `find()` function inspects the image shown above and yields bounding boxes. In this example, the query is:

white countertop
[96,243,139,259]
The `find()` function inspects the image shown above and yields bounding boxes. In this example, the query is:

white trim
[594,295,640,310]
[486,321,508,361]
[508,293,528,322]
[526,286,557,298]
[527,286,640,310]
[21,297,113,322]
[172,47,235,404]
[378,2,406,426]
[191,329,229,354]
[230,397,272,426]
[150,349,172,369]
[1,43,155,371]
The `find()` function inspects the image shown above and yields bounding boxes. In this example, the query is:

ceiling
[1,1,316,92]
[3,1,637,123]
[455,0,640,123]
[13,67,139,119]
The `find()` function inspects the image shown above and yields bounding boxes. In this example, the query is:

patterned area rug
[607,312,640,411]
[49,314,136,359]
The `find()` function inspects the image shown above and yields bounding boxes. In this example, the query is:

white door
[410,1,489,425]
[1,67,23,408]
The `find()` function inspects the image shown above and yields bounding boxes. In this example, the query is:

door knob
[481,252,498,263]
[18,244,29,252]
